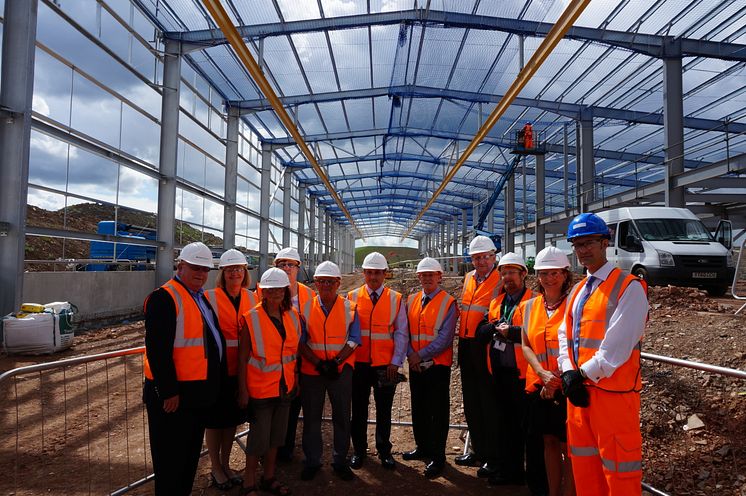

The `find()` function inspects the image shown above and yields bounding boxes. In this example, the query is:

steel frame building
[1,0,745,315]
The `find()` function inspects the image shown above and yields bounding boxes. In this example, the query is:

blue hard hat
[567,213,610,240]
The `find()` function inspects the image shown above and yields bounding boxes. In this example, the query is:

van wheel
[632,266,648,281]
[705,285,728,297]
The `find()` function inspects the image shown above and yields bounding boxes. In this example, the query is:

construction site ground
[1,271,745,495]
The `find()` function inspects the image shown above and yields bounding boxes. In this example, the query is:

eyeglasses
[471,253,495,262]
[537,270,564,278]
[184,262,210,273]
[314,279,338,286]
[571,238,603,251]
[223,266,245,273]
[500,269,522,276]
[276,262,299,269]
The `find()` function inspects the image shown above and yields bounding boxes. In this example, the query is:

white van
[595,207,734,296]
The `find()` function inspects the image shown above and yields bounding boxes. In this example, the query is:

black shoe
[477,462,499,478]
[349,454,366,469]
[380,455,396,470]
[424,460,445,479]
[300,465,321,481]
[402,448,427,461]
[454,452,480,467]
[276,448,293,464]
[488,473,525,486]
[332,463,354,481]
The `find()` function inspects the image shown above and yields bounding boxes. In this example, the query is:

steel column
[282,170,291,247]
[324,211,331,261]
[308,197,316,268]
[563,123,569,211]
[505,173,515,253]
[0,0,38,316]
[536,154,546,251]
[578,111,594,211]
[223,106,239,250]
[155,40,182,287]
[663,56,685,207]
[462,209,468,250]
[259,144,272,273]
[297,185,306,264]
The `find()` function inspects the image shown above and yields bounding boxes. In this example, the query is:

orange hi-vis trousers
[567,388,642,496]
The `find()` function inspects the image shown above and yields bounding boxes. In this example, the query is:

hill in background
[355,246,421,267]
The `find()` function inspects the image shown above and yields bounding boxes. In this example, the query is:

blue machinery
[88,221,157,271]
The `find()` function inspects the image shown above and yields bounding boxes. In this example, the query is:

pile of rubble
[648,286,727,313]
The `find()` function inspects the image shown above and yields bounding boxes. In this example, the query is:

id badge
[493,341,506,352]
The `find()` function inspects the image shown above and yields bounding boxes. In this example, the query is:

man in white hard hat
[143,242,226,495]
[348,251,408,470]
[403,257,458,478]
[298,261,361,482]
[476,253,545,492]
[258,247,317,462]
[455,235,502,475]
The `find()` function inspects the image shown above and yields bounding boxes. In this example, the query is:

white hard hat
[469,235,496,255]
[416,257,443,273]
[534,246,570,270]
[314,261,341,278]
[274,247,301,264]
[177,242,214,268]
[362,251,388,270]
[219,248,247,268]
[259,267,290,288]
[498,252,527,271]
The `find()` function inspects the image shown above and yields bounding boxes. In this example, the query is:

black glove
[475,322,497,344]
[561,370,590,407]
[316,360,340,380]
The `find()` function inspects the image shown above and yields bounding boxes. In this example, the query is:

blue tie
[572,276,596,363]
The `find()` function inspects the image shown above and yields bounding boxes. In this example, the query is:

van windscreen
[636,219,713,242]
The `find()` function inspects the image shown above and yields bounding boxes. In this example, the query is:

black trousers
[278,393,302,459]
[492,368,526,478]
[409,364,451,462]
[458,338,499,463]
[145,398,206,496]
[351,362,396,457]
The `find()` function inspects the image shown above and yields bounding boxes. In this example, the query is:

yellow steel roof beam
[201,0,363,239]
[401,0,592,241]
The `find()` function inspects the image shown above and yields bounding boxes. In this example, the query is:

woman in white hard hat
[519,246,575,496]
[203,249,258,489]
[237,268,300,496]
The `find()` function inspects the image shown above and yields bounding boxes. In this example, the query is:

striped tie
[572,276,596,363]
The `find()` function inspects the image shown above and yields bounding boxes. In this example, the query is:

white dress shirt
[557,261,648,383]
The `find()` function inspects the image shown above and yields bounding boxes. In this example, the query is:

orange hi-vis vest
[487,289,534,379]
[243,304,300,399]
[205,287,258,376]
[256,282,315,321]
[459,268,503,339]
[144,278,209,381]
[566,268,644,393]
[407,289,456,367]
[301,296,357,375]
[519,295,567,393]
[348,286,402,366]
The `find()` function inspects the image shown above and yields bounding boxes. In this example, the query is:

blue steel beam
[290,153,640,188]
[326,184,483,202]
[234,85,745,134]
[269,127,709,170]
[318,196,467,214]
[302,170,483,191]
[165,9,746,62]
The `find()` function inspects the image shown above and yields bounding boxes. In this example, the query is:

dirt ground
[1,272,745,495]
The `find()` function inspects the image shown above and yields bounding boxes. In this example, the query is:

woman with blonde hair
[204,249,258,489]
[238,268,300,496]
[519,246,576,496]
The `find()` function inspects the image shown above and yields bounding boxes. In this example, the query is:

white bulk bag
[2,307,75,355]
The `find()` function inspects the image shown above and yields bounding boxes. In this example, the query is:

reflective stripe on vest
[521,294,567,393]
[485,289,533,379]
[205,287,258,376]
[458,268,502,338]
[348,286,401,366]
[244,305,300,399]
[407,290,455,367]
[569,445,641,474]
[301,296,357,375]
[144,279,208,381]
[566,269,643,393]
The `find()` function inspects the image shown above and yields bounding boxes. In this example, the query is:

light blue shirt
[407,287,458,362]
